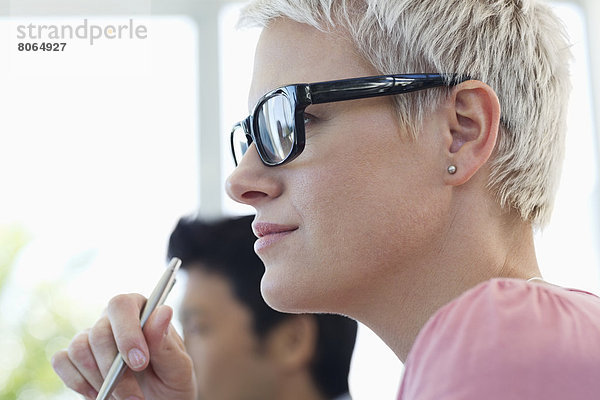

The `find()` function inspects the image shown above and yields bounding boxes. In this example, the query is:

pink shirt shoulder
[398,278,600,400]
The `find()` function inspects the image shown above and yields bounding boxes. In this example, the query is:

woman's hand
[51,293,197,400]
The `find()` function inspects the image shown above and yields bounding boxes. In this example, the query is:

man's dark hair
[167,215,357,398]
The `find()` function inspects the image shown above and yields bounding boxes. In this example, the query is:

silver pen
[96,257,182,400]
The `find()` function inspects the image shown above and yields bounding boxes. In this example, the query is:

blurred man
[167,215,357,400]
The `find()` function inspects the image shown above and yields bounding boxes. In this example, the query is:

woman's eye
[303,113,316,125]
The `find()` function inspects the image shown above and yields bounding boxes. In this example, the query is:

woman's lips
[252,222,298,252]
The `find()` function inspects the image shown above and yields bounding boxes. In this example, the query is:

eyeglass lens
[232,93,296,165]
[257,94,295,164]
[231,125,249,165]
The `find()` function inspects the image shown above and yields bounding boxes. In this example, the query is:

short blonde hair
[239,0,572,227]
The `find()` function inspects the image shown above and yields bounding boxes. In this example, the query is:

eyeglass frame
[230,73,468,167]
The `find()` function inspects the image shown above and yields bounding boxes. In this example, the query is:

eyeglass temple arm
[307,73,467,105]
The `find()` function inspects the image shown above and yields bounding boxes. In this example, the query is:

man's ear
[443,80,500,186]
[265,315,317,371]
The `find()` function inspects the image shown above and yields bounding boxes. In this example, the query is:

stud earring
[447,165,457,174]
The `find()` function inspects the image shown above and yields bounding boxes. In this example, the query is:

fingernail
[127,348,146,369]
[88,390,98,399]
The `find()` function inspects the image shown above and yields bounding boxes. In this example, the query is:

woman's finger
[141,305,196,394]
[106,293,150,372]
[88,315,119,377]
[88,298,146,399]
[51,349,98,400]
[66,330,104,391]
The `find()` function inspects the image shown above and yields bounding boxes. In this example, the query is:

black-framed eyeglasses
[230,73,467,167]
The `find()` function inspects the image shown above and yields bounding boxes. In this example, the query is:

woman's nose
[225,143,283,207]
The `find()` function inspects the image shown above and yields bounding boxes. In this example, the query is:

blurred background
[0,0,598,399]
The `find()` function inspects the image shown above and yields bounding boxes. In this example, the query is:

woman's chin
[260,270,323,314]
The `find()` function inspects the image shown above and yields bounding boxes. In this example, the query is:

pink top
[397,278,600,399]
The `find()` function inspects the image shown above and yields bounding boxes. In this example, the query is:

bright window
[0,16,199,399]
[534,3,600,294]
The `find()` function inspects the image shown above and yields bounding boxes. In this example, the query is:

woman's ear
[443,80,500,186]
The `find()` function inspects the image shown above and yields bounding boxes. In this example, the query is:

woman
[53,0,600,398]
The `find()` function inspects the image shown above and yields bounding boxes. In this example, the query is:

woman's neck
[348,210,540,361]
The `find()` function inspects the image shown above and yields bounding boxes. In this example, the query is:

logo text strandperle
[16,19,148,45]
